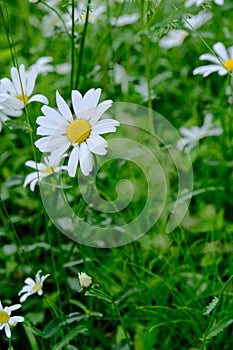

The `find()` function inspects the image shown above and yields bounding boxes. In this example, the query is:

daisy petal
[68,146,80,177]
[26,66,38,96]
[80,142,92,176]
[28,94,48,105]
[56,90,73,122]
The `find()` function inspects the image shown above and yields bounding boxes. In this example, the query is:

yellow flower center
[33,283,41,292]
[0,311,10,324]
[43,166,56,175]
[66,119,91,144]
[224,59,233,70]
[16,94,29,106]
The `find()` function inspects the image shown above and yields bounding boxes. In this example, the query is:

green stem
[114,302,132,349]
[75,0,92,90]
[70,0,75,91]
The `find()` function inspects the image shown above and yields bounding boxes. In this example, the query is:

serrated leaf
[206,318,233,340]
[202,297,219,315]
[51,326,88,350]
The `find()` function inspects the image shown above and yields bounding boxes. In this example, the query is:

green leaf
[51,326,89,350]
[84,287,113,304]
[206,318,233,340]
[43,318,61,339]
[202,297,219,315]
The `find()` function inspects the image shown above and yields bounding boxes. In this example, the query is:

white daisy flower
[110,13,140,27]
[177,113,223,153]
[35,88,120,177]
[159,11,212,49]
[1,64,48,108]
[193,42,233,77]
[23,154,68,191]
[78,272,92,288]
[18,270,50,303]
[0,301,24,338]
[185,0,224,7]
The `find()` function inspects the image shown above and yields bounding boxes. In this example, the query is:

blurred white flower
[177,113,223,153]
[159,11,212,49]
[23,154,67,191]
[18,270,50,302]
[35,89,119,177]
[30,56,54,75]
[0,64,48,107]
[110,13,139,26]
[0,88,23,131]
[77,4,106,24]
[0,301,24,338]
[193,42,233,77]
[159,29,189,49]
[78,272,92,288]
[185,0,224,7]
[55,63,71,75]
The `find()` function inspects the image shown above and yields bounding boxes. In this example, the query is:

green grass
[0,0,232,349]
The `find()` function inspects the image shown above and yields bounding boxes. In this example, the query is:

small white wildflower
[193,42,233,77]
[1,64,48,107]
[0,301,24,338]
[78,272,92,288]
[23,154,67,191]
[18,270,50,302]
[177,113,223,153]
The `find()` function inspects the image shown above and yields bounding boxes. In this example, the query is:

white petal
[91,119,119,135]
[213,42,228,62]
[9,316,24,324]
[82,88,101,110]
[199,53,221,64]
[18,286,33,295]
[26,66,38,96]
[68,146,80,177]
[6,304,21,312]
[56,90,73,122]
[28,94,48,105]
[90,100,113,125]
[41,274,50,284]
[1,78,15,94]
[25,160,45,171]
[11,66,23,95]
[5,324,11,338]
[41,105,66,124]
[24,277,36,286]
[86,134,107,155]
[71,90,83,114]
[24,173,39,189]
[80,142,92,176]
[193,65,221,77]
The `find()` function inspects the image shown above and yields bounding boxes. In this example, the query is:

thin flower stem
[0,0,17,67]
[114,302,132,350]
[70,0,75,91]
[75,0,92,90]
